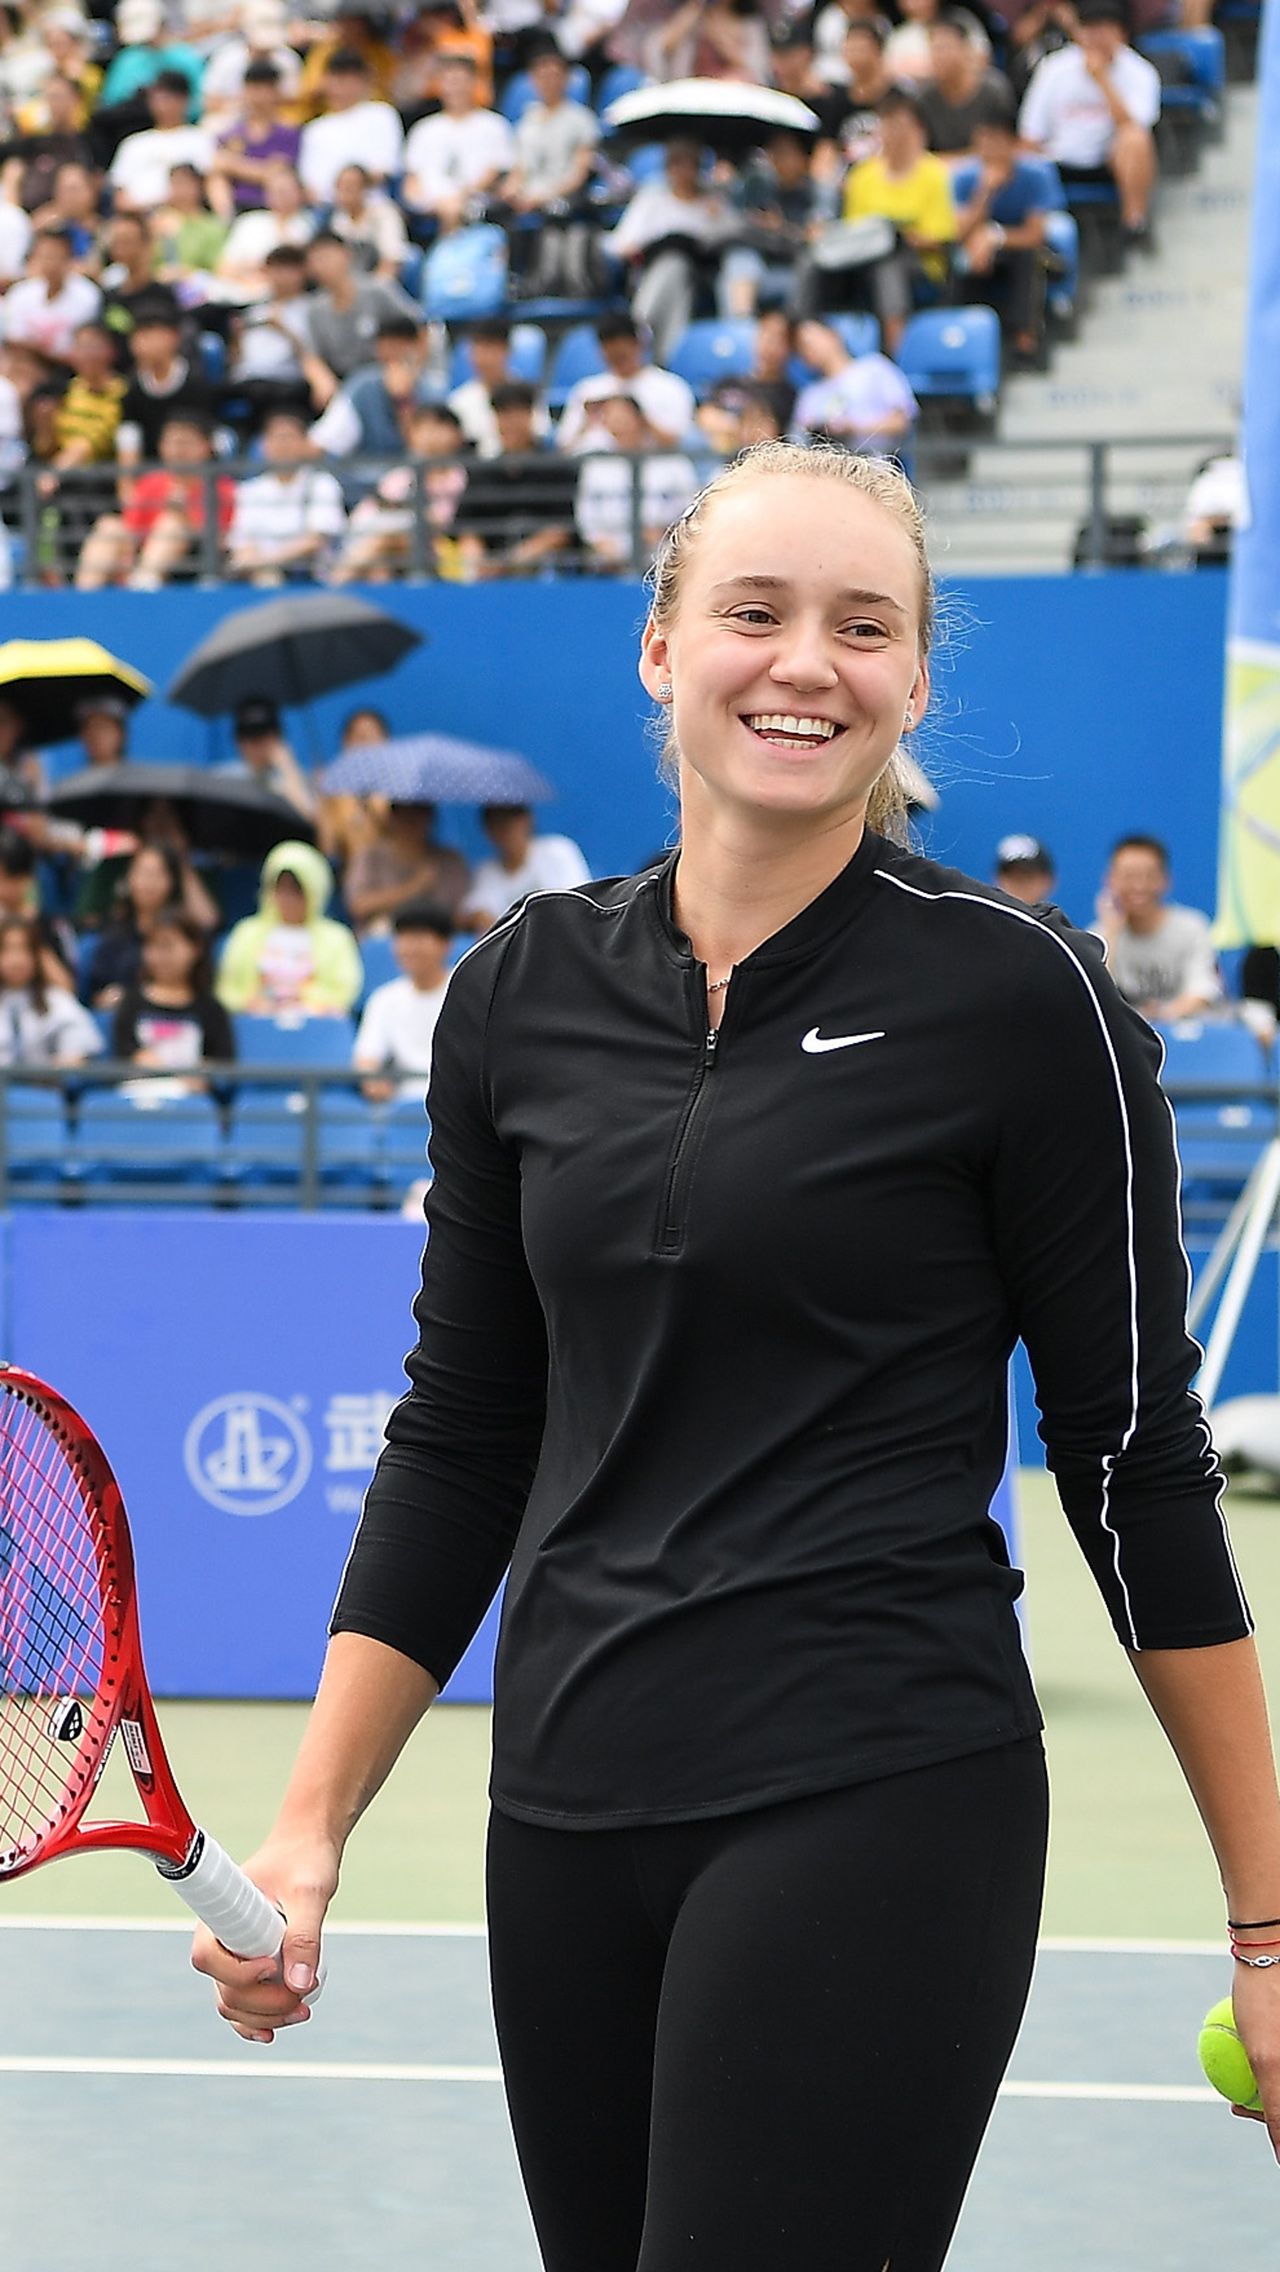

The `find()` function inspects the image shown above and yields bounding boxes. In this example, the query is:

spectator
[1005,0,1077,105]
[557,0,630,70]
[112,908,235,1083]
[339,707,390,747]
[97,0,202,123]
[216,839,362,1017]
[297,8,399,116]
[768,28,853,140]
[224,243,317,430]
[1182,452,1244,563]
[308,312,444,459]
[328,163,409,284]
[601,137,736,365]
[32,319,125,472]
[305,229,422,392]
[297,51,404,205]
[0,184,30,294]
[993,831,1056,907]
[331,399,470,583]
[952,108,1053,361]
[75,409,233,591]
[108,71,215,215]
[98,213,165,354]
[30,161,102,264]
[812,0,890,84]
[315,702,388,872]
[462,803,591,932]
[13,20,101,137]
[199,4,303,127]
[401,53,514,237]
[0,830,76,987]
[827,89,957,352]
[722,130,826,319]
[343,800,470,931]
[452,379,579,580]
[1019,0,1159,247]
[791,316,917,451]
[84,841,192,1008]
[884,0,990,82]
[499,39,600,297]
[0,698,41,810]
[208,59,300,218]
[0,226,101,360]
[391,0,495,113]
[152,163,229,286]
[649,0,773,81]
[1,72,96,215]
[918,13,1015,156]
[73,791,219,935]
[448,317,549,456]
[214,695,316,823]
[0,913,102,1064]
[226,406,347,584]
[748,306,798,428]
[556,312,697,454]
[835,23,895,165]
[695,373,788,455]
[353,897,454,1100]
[115,301,218,459]
[573,393,698,574]
[216,157,314,290]
[1093,834,1221,1021]
[75,696,132,772]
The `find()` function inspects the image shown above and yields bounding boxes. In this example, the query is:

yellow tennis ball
[1198,1997,1263,2112]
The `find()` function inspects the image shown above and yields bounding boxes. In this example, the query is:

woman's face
[129,848,174,915]
[0,928,36,990]
[342,710,388,748]
[641,476,927,833]
[143,923,198,984]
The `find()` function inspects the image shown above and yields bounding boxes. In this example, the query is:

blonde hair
[647,442,934,842]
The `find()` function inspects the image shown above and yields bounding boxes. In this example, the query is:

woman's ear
[638,617,671,703]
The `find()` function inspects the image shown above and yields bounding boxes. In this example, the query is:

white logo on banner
[184,1393,313,1516]
[323,1392,397,1472]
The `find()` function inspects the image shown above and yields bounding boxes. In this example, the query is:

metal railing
[0,432,1236,587]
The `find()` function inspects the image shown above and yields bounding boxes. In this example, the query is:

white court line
[0,2056,1220,2102]
[0,1920,1227,1954]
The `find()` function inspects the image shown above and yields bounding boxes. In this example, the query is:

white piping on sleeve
[874,867,1145,1645]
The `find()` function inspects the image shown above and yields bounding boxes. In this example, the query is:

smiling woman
[191,442,1280,2272]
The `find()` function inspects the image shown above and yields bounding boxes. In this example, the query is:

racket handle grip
[158,1829,326,1998]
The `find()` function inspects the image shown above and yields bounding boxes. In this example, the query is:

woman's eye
[844,621,889,641]
[729,608,777,627]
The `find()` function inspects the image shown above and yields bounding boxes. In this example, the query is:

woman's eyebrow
[708,575,907,613]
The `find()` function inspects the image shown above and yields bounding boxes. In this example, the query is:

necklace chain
[707,973,733,996]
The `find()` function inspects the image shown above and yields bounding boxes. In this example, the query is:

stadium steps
[923,83,1256,576]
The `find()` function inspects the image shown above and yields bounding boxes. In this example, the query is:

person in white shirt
[461,804,591,932]
[601,138,737,364]
[0,197,31,288]
[227,408,346,584]
[557,313,696,455]
[448,317,549,456]
[1019,0,1159,241]
[298,50,404,203]
[1092,834,1221,1021]
[109,73,216,214]
[402,54,515,234]
[216,159,314,292]
[574,393,699,574]
[0,916,103,1067]
[329,164,409,282]
[1,228,100,361]
[353,899,454,1100]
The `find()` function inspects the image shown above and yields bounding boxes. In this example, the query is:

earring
[904,706,915,729]
[657,682,673,702]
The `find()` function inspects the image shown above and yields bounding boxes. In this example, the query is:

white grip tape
[161,1830,325,1998]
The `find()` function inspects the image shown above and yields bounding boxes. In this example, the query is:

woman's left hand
[1228,1964,1280,2161]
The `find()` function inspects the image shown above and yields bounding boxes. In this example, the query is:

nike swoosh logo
[801,1028,886,1054]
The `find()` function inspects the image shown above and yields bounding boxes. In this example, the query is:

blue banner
[1215,0,1280,943]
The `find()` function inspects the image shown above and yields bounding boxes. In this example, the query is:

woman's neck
[672,794,866,974]
[143,978,196,1005]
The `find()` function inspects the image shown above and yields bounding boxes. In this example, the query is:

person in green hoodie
[216,839,362,1018]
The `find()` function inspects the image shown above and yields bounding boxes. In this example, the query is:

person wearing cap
[1019,0,1159,247]
[994,833,1056,908]
[108,72,216,215]
[99,0,203,120]
[297,51,404,203]
[214,697,315,823]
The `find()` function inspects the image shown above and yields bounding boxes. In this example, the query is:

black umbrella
[167,595,424,719]
[602,78,821,154]
[44,764,316,858]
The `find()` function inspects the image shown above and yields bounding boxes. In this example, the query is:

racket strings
[0,1389,112,1865]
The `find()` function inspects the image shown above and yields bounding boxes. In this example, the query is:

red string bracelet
[1230,1937,1280,1951]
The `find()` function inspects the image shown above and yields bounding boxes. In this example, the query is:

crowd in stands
[0,0,1234,586]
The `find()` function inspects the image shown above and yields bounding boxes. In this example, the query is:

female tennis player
[195,443,1280,2269]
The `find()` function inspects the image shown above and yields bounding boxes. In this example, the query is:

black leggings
[486,1738,1049,2272]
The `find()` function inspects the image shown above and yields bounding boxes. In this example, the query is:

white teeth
[745,714,840,739]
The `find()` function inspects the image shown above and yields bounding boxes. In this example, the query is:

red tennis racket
[0,1363,298,1967]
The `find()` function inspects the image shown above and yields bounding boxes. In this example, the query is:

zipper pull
[705,1026,719,1060]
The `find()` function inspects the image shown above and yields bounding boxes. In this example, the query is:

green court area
[6,1468,1279,1934]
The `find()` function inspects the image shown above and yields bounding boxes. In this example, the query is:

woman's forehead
[684,479,919,605]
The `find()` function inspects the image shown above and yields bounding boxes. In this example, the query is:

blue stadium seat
[1061,176,1122,276]
[225,1094,306,1187]
[1155,1019,1274,1210]
[824,312,882,362]
[317,1091,384,1197]
[896,307,1001,421]
[198,330,226,385]
[1043,210,1080,331]
[448,322,548,390]
[500,63,590,122]
[596,63,647,114]
[383,1096,433,1188]
[667,318,757,396]
[1143,27,1226,165]
[624,142,668,185]
[74,1091,224,1188]
[358,934,399,1007]
[233,1015,355,1071]
[5,1086,72,1190]
[546,320,609,410]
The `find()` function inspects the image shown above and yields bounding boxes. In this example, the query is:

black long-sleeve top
[332,831,1252,1828]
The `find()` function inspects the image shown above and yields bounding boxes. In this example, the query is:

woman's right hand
[189,1829,341,2044]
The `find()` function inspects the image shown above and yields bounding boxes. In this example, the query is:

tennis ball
[1198,1997,1263,2112]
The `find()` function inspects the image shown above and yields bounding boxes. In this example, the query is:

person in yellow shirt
[297,12,399,118]
[839,88,957,351]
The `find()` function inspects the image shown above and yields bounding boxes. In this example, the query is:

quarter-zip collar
[650,826,882,976]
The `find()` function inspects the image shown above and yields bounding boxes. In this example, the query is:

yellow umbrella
[0,637,152,747]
